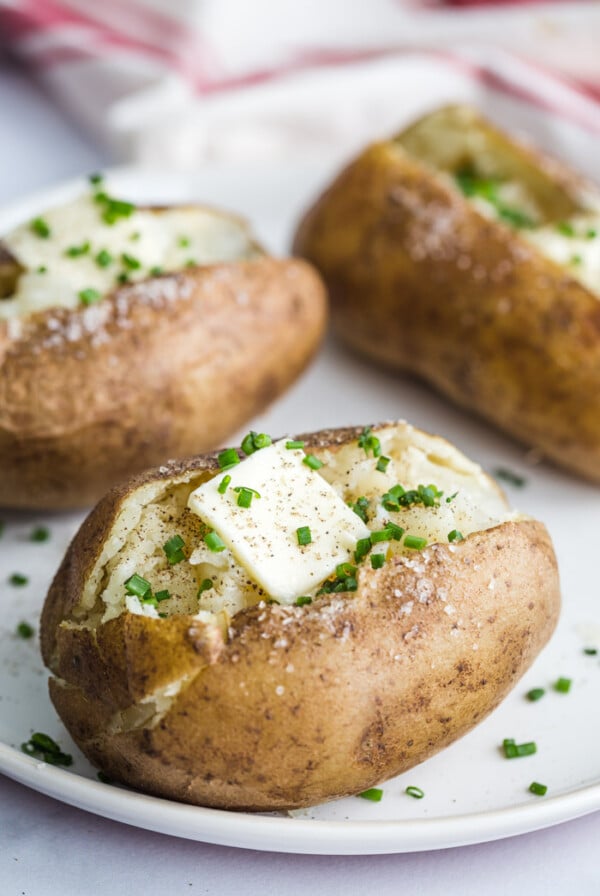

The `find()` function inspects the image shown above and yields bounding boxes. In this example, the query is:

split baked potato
[294,104,600,482]
[41,421,560,811]
[0,177,326,509]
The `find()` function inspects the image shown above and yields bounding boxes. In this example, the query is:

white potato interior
[80,423,515,626]
[0,191,258,320]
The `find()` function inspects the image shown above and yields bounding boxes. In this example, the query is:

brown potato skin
[41,425,560,811]
[0,257,326,509]
[293,108,600,483]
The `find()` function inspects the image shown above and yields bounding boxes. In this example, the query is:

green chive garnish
[303,454,323,471]
[404,534,427,550]
[30,526,50,542]
[358,788,383,802]
[234,486,260,508]
[149,265,163,276]
[36,265,47,274]
[218,447,240,469]
[376,455,391,473]
[97,771,113,784]
[296,526,312,546]
[494,468,526,488]
[89,172,104,185]
[178,236,191,248]
[163,534,186,565]
[556,221,575,237]
[124,573,152,599]
[570,254,582,266]
[16,621,34,639]
[448,530,464,543]
[31,217,51,238]
[371,553,385,570]
[205,531,226,552]
[295,595,312,606]
[554,677,572,693]
[502,739,537,758]
[218,474,231,495]
[78,287,101,306]
[529,781,548,796]
[9,573,28,586]
[405,785,425,799]
[354,537,372,563]
[351,497,369,523]
[197,578,213,597]
[336,562,357,579]
[583,647,598,656]
[95,249,113,268]
[586,228,597,240]
[116,272,129,284]
[358,426,381,458]
[285,440,305,450]
[121,252,141,270]
[241,431,272,455]
[21,733,72,767]
[154,590,171,603]
[526,688,545,702]
[65,241,90,257]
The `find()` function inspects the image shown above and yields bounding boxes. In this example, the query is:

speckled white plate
[1,99,600,853]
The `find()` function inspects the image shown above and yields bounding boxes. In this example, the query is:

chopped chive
[386,522,405,541]
[570,254,582,266]
[336,562,357,579]
[556,221,575,237]
[16,621,34,639]
[197,578,213,597]
[303,454,323,471]
[445,491,458,503]
[370,529,390,545]
[30,525,50,542]
[526,688,545,702]
[121,252,141,271]
[78,287,101,306]
[350,497,369,523]
[129,231,140,242]
[185,259,197,267]
[241,431,272,455]
[376,455,391,473]
[205,531,226,552]
[285,440,305,450]
[404,534,427,550]
[116,272,129,284]
[89,172,104,185]
[371,553,385,570]
[218,474,231,495]
[554,677,572,693]
[358,787,383,802]
[154,590,170,603]
[97,194,135,225]
[9,573,28,586]
[296,526,312,546]
[36,265,47,274]
[358,427,381,458]
[163,534,186,565]
[65,241,90,257]
[295,595,312,606]
[405,785,425,799]
[233,486,261,508]
[354,537,372,563]
[95,249,113,268]
[583,647,598,656]
[149,265,163,276]
[218,447,240,469]
[503,738,537,758]
[586,228,597,240]
[448,530,464,543]
[494,467,526,488]
[124,573,152,599]
[529,781,548,796]
[178,236,191,248]
[97,771,112,784]
[21,733,72,767]
[30,217,51,238]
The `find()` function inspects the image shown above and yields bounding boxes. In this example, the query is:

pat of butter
[187,441,370,603]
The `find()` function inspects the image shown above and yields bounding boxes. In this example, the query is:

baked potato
[0,177,326,509]
[41,421,560,811]
[294,104,600,483]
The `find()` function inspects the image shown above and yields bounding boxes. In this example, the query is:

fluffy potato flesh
[42,422,560,811]
[0,185,326,509]
[294,104,600,483]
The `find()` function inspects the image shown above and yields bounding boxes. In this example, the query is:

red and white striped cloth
[1,0,599,165]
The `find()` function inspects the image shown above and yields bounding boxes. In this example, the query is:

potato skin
[293,109,600,482]
[0,257,326,509]
[41,425,560,811]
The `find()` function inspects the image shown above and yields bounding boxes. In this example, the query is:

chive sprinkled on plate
[89,172,104,185]
[97,771,113,784]
[9,573,28,586]
[405,785,425,799]
[503,738,537,758]
[31,217,51,238]
[79,287,101,306]
[16,621,34,639]
[296,526,312,546]
[583,647,598,656]
[357,788,383,802]
[21,732,72,767]
[163,534,186,565]
[30,525,50,542]
[554,677,572,693]
[529,781,548,796]
[526,688,545,702]
[205,531,226,552]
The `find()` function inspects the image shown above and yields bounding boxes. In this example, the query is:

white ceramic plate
[1,133,599,854]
